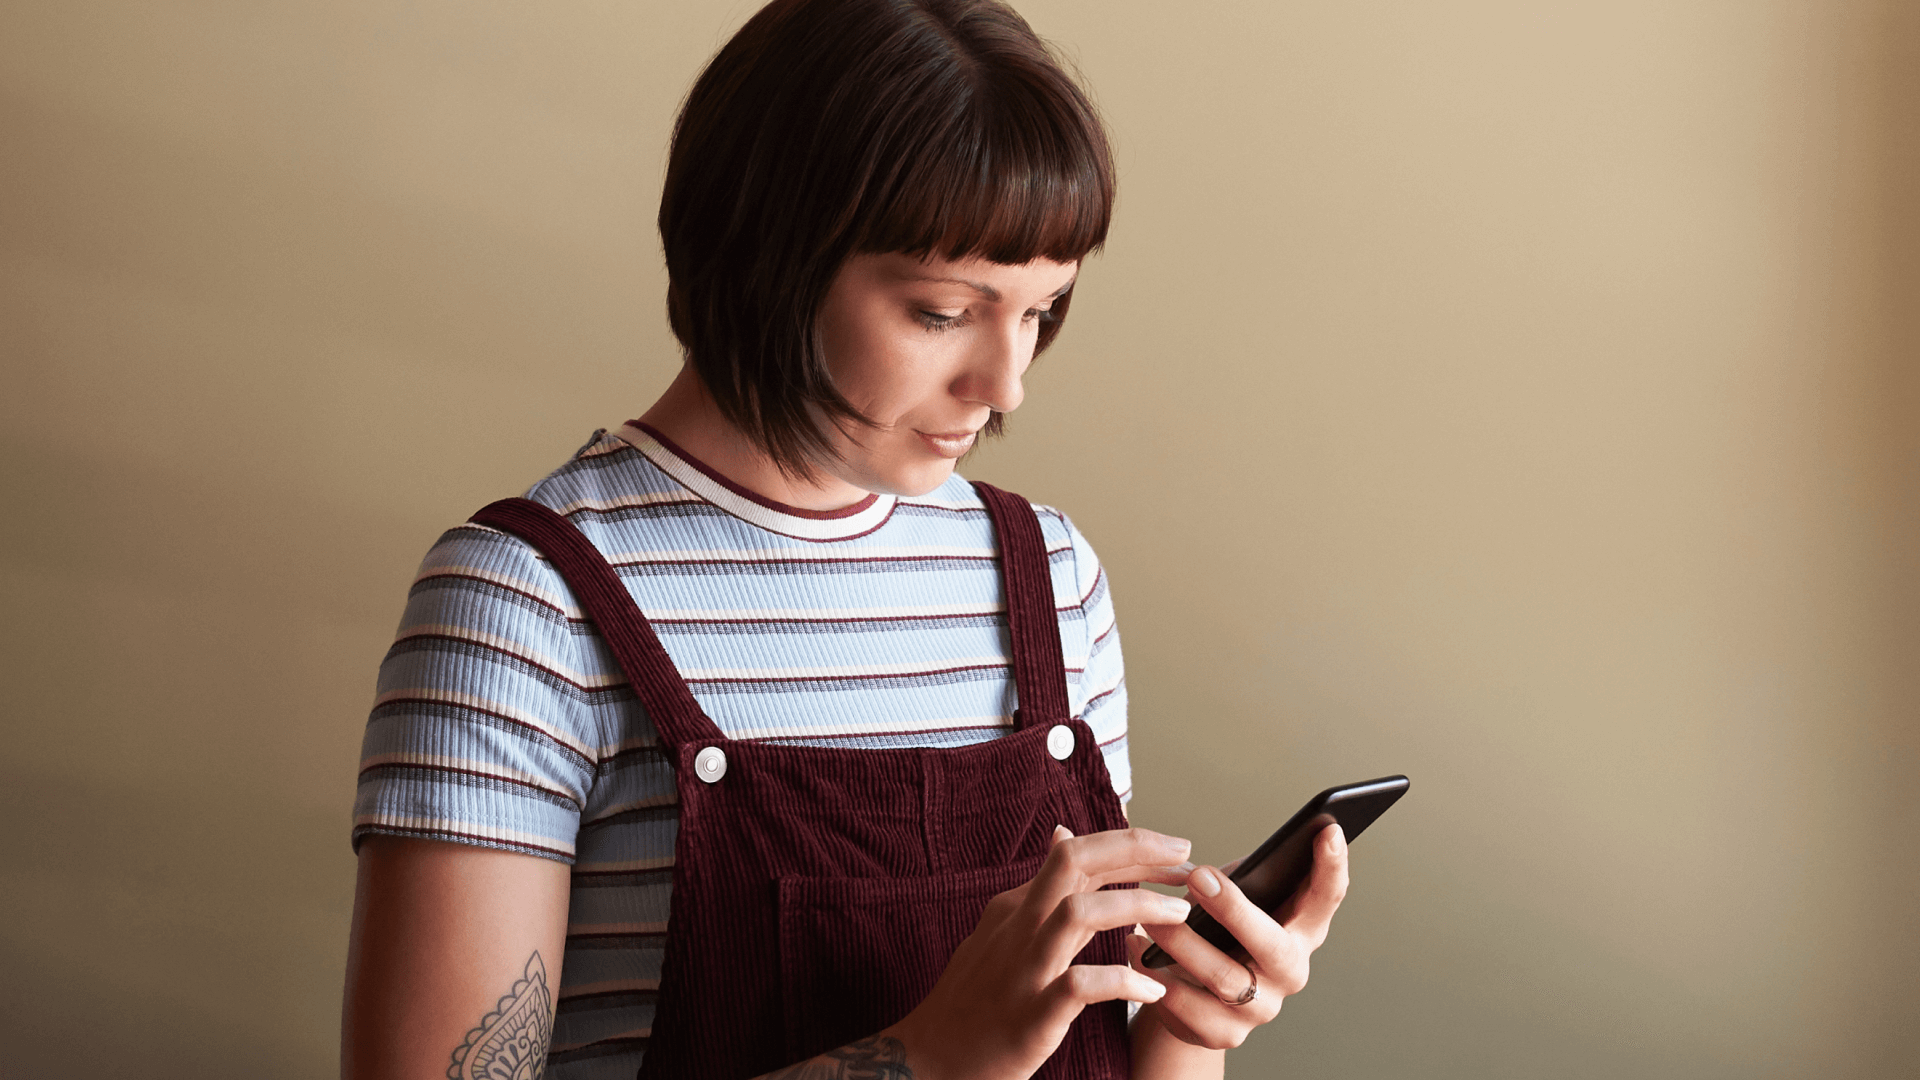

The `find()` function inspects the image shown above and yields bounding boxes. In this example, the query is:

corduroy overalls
[471,481,1132,1080]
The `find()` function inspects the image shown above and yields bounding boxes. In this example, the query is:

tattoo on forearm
[761,1035,914,1079]
[448,951,554,1080]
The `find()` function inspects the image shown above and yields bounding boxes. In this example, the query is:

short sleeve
[1060,513,1130,805]
[352,524,603,862]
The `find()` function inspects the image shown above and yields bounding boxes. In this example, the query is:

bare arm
[342,836,571,1080]
[1129,1005,1225,1079]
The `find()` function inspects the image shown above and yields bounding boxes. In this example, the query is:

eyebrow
[903,275,1078,303]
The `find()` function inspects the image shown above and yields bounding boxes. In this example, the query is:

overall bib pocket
[777,855,1045,1062]
[776,854,1132,1079]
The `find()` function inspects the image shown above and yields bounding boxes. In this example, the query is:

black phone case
[1141,774,1409,970]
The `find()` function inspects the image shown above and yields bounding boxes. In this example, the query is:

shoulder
[519,427,689,524]
[431,427,692,577]
[941,473,1107,607]
[405,429,669,644]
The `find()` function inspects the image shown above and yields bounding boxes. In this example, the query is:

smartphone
[1140,774,1409,970]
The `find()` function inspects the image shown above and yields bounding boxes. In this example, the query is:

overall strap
[971,482,1071,728]
[469,498,725,750]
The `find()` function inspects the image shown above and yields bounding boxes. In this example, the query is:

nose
[953,318,1029,414]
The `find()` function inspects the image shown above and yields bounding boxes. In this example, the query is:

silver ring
[1219,964,1259,1007]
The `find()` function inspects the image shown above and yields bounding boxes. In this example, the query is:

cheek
[829,318,944,421]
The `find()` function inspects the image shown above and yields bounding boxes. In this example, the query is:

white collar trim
[613,423,898,542]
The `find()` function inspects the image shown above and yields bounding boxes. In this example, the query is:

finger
[1040,889,1192,970]
[1181,864,1291,979]
[1026,827,1194,914]
[1125,936,1209,1048]
[1126,936,1278,1048]
[1143,970,1275,1048]
[1047,962,1170,1009]
[1050,826,1194,888]
[1136,916,1262,1005]
[1278,824,1350,948]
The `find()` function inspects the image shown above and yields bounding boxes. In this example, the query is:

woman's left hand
[1127,822,1350,1049]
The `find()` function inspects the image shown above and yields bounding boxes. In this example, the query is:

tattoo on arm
[448,951,554,1080]
[761,1036,914,1080]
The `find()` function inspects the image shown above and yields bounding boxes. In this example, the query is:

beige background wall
[2,1,1913,1076]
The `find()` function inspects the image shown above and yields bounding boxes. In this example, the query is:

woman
[341,0,1350,1077]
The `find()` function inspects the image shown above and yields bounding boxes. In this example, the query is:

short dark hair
[659,0,1115,477]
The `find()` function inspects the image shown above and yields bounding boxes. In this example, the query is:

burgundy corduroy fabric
[470,482,1131,1079]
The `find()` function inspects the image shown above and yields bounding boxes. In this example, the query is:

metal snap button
[1046,724,1075,761]
[694,745,727,783]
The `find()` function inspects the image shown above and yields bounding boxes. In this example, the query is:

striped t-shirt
[352,422,1129,1080]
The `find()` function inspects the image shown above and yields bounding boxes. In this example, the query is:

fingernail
[1189,867,1222,897]
[1159,896,1192,921]
[1175,860,1197,874]
[1330,825,1346,854]
[1144,980,1167,1001]
[1162,835,1192,859]
[1054,825,1073,842]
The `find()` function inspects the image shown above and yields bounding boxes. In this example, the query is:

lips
[917,429,978,458]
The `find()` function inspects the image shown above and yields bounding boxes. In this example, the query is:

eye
[915,309,966,332]
[1023,305,1057,325]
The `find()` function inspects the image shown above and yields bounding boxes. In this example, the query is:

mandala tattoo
[448,951,554,1080]
[762,1036,915,1080]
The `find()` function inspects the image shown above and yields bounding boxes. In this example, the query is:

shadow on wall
[1876,2,1920,1070]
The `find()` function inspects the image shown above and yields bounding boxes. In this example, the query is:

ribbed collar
[614,421,898,542]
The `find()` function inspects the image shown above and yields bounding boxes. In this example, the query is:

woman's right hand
[883,826,1198,1080]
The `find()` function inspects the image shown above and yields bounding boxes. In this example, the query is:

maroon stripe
[650,609,999,627]
[562,496,708,517]
[627,420,880,520]
[606,552,999,569]
[358,759,582,808]
[685,661,1007,686]
[395,633,630,693]
[419,581,1033,630]
[391,641,1075,691]
[456,522,1038,567]
[1079,564,1104,607]
[750,722,1010,743]
[1084,684,1122,713]
[1097,727,1129,749]
[570,867,675,879]
[894,500,989,517]
[415,570,568,615]
[1090,622,1118,650]
[370,695,597,764]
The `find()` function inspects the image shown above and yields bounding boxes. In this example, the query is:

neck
[637,366,871,512]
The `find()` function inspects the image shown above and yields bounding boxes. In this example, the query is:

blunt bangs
[855,34,1114,266]
[659,0,1114,477]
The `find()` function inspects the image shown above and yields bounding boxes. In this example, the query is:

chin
[867,459,959,499]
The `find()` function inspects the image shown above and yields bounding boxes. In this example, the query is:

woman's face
[815,251,1079,497]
